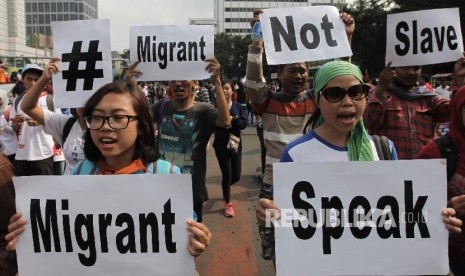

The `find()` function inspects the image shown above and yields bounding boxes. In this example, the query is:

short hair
[82,81,159,164]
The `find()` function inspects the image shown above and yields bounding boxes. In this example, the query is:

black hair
[82,81,159,165]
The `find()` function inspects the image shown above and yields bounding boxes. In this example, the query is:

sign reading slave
[129,25,214,81]
[273,160,448,276]
[13,174,195,276]
[51,19,113,108]
[260,6,352,65]
[386,8,464,67]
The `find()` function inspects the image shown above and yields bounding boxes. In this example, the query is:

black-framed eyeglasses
[320,84,370,103]
[85,115,138,130]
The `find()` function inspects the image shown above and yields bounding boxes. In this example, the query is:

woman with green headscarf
[281,60,398,162]
[255,61,463,271]
[256,61,403,226]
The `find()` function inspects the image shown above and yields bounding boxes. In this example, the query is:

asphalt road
[195,125,275,276]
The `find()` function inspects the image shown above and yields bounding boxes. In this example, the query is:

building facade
[25,0,98,42]
[0,0,46,61]
[214,0,338,35]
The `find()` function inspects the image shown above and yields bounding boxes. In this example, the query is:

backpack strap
[372,135,392,160]
[62,117,78,145]
[379,136,392,161]
[158,99,169,125]
[154,159,174,174]
[73,160,98,175]
[14,92,25,112]
[435,135,457,182]
[372,135,384,160]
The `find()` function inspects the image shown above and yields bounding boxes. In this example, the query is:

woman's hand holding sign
[186,220,212,257]
[5,211,27,251]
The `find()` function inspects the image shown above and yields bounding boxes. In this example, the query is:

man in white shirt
[9,64,54,176]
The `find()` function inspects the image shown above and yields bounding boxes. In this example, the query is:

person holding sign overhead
[147,58,232,223]
[20,57,86,175]
[5,79,212,260]
[247,8,355,261]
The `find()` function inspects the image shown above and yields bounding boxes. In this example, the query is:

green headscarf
[313,60,374,161]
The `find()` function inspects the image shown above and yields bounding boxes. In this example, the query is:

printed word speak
[292,180,429,254]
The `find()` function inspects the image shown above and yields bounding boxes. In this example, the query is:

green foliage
[214,33,253,81]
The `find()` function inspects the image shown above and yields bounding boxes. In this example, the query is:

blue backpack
[72,159,178,175]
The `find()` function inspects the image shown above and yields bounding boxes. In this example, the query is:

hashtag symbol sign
[61,40,104,91]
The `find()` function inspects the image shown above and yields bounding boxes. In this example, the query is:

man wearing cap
[9,64,55,176]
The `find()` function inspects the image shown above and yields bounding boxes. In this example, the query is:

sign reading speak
[273,160,448,276]
[386,8,464,66]
[130,25,214,81]
[260,6,352,65]
[14,174,194,276]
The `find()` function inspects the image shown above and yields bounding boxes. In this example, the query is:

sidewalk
[195,126,275,276]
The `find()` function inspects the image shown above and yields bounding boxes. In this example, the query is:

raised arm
[20,57,60,126]
[205,58,231,128]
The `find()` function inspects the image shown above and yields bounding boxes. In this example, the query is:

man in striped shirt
[247,9,355,260]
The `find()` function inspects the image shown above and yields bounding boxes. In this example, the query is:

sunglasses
[320,84,370,103]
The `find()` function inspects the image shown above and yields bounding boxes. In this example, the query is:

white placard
[51,19,113,108]
[386,8,464,66]
[273,160,448,276]
[260,6,352,65]
[130,25,214,81]
[14,174,194,276]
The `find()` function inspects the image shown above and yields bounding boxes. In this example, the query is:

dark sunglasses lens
[347,84,367,100]
[323,87,345,102]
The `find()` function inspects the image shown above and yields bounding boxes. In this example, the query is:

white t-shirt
[435,86,451,100]
[10,94,54,161]
[0,114,17,156]
[281,130,380,162]
[43,110,86,174]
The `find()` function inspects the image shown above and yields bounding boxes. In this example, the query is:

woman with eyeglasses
[6,75,213,259]
[256,61,462,241]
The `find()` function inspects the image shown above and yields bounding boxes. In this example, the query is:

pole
[34,17,38,63]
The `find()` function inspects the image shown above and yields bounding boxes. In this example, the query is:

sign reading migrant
[130,25,214,81]
[260,6,352,65]
[13,174,194,276]
[386,8,464,67]
[273,160,448,276]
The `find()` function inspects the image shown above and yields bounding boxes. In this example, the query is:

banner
[14,174,195,276]
[273,160,448,275]
[51,19,113,108]
[130,25,214,81]
[386,8,464,66]
[260,6,352,65]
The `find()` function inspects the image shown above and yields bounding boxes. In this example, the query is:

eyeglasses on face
[320,84,370,103]
[85,115,138,130]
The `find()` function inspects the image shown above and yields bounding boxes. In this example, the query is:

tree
[215,32,274,81]
[346,0,390,81]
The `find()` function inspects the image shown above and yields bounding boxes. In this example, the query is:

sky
[98,0,214,51]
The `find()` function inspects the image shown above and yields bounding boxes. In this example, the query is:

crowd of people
[0,7,464,276]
